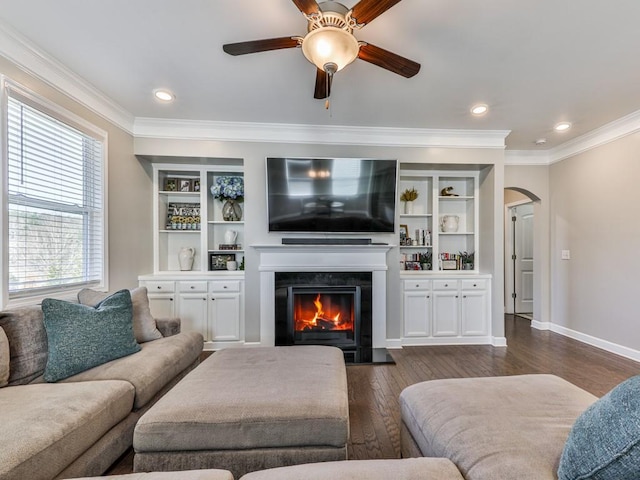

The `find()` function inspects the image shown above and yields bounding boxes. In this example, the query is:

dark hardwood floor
[107,315,639,474]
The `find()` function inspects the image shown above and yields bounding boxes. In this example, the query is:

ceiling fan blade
[223,37,300,56]
[291,0,319,16]
[314,68,332,99]
[358,43,420,78]
[350,0,403,26]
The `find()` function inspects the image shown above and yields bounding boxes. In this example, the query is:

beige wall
[549,132,640,350]
[0,57,150,294]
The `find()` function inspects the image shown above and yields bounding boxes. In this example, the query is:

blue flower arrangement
[210,176,244,202]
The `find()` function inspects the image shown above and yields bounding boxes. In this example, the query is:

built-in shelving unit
[398,169,478,272]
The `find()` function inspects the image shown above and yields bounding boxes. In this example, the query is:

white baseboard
[531,320,551,330]
[492,336,507,347]
[386,338,403,349]
[549,324,640,363]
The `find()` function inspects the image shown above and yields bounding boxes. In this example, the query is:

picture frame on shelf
[399,224,408,242]
[442,259,458,270]
[209,253,236,271]
[179,179,192,192]
[405,261,421,271]
[163,178,177,192]
[193,179,201,192]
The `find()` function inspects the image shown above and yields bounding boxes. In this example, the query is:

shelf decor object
[210,176,244,221]
[400,187,418,215]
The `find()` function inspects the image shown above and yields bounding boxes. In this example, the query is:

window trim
[1,77,109,309]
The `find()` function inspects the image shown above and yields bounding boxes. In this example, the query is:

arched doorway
[504,188,540,320]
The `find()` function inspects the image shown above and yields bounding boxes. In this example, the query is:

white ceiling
[1,0,640,150]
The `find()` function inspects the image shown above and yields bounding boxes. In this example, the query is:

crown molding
[0,20,134,134]
[547,108,640,164]
[504,150,550,166]
[134,117,510,148]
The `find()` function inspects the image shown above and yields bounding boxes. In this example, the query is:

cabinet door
[178,293,208,337]
[147,294,175,319]
[461,290,488,336]
[403,291,432,337]
[433,291,459,336]
[209,294,241,341]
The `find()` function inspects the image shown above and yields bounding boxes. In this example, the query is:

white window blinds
[6,90,105,297]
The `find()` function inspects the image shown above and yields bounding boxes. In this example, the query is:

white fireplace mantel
[253,244,392,348]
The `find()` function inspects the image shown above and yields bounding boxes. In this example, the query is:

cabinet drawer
[209,281,241,293]
[179,281,208,293]
[143,281,175,293]
[461,279,487,290]
[404,280,432,291]
[433,280,459,291]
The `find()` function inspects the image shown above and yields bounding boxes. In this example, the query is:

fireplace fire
[294,293,354,333]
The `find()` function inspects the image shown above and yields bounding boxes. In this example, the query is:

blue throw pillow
[558,375,640,480]
[42,289,141,382]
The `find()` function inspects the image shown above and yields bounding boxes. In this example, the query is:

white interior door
[513,204,534,313]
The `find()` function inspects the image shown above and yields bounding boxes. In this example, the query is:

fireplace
[275,272,372,363]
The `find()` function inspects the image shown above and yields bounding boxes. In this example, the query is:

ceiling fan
[222,0,421,100]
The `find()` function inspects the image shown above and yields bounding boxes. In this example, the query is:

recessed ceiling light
[554,122,572,132]
[153,89,174,102]
[534,138,547,146]
[470,104,488,116]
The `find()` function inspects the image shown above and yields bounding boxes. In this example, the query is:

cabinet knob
[169,297,173,301]
[203,298,206,301]
[463,295,467,298]
[223,286,228,289]
[415,284,419,288]
[445,284,448,287]
[157,286,162,290]
[473,283,477,287]
[190,286,195,289]
[211,298,216,301]
[455,295,459,298]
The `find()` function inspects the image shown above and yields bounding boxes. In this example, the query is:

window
[4,82,106,303]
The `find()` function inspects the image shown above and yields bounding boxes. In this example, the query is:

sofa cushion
[79,287,163,343]
[0,380,134,480]
[558,375,640,480]
[0,326,9,387]
[0,305,48,385]
[61,331,203,409]
[239,458,465,480]
[400,374,597,480]
[74,470,234,480]
[43,290,141,382]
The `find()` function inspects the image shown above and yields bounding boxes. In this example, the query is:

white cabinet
[140,275,244,350]
[401,275,491,345]
[399,168,478,272]
[403,280,432,337]
[144,280,176,319]
[432,280,459,337]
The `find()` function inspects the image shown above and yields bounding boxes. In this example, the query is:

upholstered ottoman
[400,374,598,480]
[72,470,233,480]
[134,346,349,478]
[238,458,465,479]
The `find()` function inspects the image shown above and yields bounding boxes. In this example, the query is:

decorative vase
[222,199,242,221]
[224,229,238,245]
[404,201,414,215]
[440,215,460,232]
[178,247,195,271]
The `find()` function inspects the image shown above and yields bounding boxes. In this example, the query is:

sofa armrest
[155,317,181,337]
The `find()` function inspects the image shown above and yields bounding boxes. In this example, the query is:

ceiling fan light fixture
[301,27,359,72]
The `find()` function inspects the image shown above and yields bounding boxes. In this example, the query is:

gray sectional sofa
[0,291,203,480]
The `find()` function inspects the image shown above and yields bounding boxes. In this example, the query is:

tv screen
[266,157,397,233]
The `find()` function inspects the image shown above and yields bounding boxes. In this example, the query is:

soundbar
[282,238,373,246]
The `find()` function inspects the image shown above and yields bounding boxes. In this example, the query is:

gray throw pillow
[0,327,9,387]
[78,287,162,343]
[43,289,141,382]
[558,375,640,480]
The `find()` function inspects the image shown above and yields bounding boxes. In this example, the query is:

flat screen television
[266,157,397,233]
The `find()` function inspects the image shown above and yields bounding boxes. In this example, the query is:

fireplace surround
[275,271,372,363]
[254,244,392,358]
